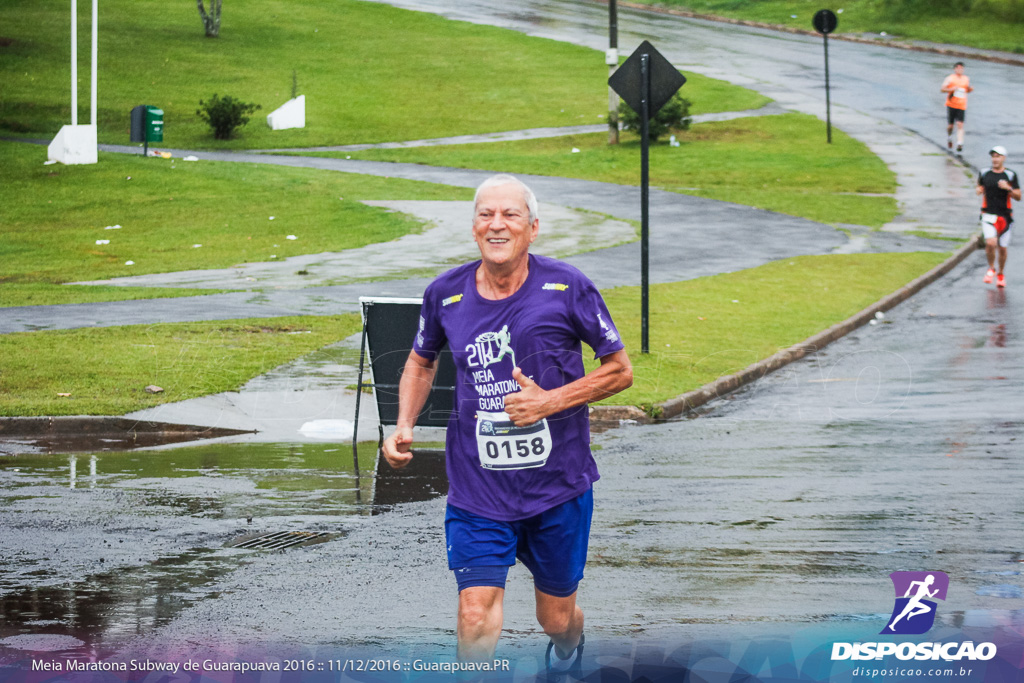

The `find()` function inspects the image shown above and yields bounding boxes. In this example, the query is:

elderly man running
[382,174,632,679]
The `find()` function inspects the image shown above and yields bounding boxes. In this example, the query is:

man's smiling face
[472,183,538,269]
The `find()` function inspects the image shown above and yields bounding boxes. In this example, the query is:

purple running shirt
[413,254,625,521]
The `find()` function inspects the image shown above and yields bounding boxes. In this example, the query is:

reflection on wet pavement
[0,549,237,659]
[0,440,448,654]
[372,448,447,513]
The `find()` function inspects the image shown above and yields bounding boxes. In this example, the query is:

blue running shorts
[445,488,593,598]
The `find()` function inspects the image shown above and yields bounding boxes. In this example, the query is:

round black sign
[813,9,838,35]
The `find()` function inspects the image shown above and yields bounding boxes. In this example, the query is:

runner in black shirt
[977,146,1021,288]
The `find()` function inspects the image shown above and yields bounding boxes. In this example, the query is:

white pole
[90,0,97,125]
[71,0,78,125]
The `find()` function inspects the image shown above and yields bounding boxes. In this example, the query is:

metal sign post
[813,9,838,144]
[640,53,651,354]
[609,41,686,354]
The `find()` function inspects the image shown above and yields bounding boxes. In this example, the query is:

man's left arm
[502,349,633,426]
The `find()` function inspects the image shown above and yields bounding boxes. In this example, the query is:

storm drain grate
[228,530,334,550]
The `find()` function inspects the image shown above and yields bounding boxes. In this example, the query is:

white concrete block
[47,124,98,165]
[267,95,305,130]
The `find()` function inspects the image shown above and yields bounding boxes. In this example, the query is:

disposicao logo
[831,570,997,663]
[882,571,948,635]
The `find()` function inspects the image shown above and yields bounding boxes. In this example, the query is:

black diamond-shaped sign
[609,40,687,119]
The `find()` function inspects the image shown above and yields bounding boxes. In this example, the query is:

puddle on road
[0,548,238,660]
[0,440,448,655]
[0,417,254,456]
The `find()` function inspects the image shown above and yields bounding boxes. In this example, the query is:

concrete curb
[604,0,1024,68]
[590,235,982,424]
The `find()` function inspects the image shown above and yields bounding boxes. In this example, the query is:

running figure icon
[493,325,516,368]
[887,574,939,632]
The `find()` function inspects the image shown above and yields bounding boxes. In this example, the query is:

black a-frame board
[351,297,456,474]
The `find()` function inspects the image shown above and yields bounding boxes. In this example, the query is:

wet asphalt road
[150,254,1023,646]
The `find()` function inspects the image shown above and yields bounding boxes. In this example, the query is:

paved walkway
[253,104,787,152]
[2,123,972,333]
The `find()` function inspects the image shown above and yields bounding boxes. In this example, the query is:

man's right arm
[381,350,438,469]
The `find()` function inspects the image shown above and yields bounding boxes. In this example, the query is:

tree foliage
[196,0,222,37]
[196,94,260,140]
[618,93,692,143]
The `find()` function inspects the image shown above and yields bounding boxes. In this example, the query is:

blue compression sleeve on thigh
[453,565,509,592]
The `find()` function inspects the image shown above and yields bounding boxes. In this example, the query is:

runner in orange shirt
[941,62,973,154]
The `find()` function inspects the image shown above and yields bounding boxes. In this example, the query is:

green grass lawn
[0,0,771,150]
[623,0,1024,53]
[0,315,361,416]
[0,140,470,307]
[0,0,617,148]
[330,113,897,227]
[588,251,950,411]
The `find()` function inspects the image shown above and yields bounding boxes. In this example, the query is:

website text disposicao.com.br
[851,665,977,678]
[835,640,996,679]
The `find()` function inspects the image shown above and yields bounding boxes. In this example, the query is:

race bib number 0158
[475,410,552,470]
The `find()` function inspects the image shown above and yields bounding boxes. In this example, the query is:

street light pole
[90,0,97,126]
[71,0,78,125]
[607,0,619,144]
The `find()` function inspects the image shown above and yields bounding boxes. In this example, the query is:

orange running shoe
[984,268,996,284]
[997,273,1006,288]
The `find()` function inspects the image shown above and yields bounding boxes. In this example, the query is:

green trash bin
[145,106,164,143]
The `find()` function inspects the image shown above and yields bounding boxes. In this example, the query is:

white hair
[473,174,538,223]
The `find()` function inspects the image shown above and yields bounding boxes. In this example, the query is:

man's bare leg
[535,589,583,658]
[457,586,505,661]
